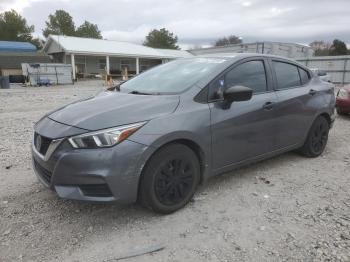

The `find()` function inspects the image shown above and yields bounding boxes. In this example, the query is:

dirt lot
[1,81,350,262]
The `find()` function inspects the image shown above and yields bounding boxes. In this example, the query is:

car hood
[48,91,180,130]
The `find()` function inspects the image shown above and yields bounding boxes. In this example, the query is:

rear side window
[273,61,301,89]
[209,60,267,100]
[298,68,310,85]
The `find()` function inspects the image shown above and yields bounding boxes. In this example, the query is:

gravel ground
[0,81,350,262]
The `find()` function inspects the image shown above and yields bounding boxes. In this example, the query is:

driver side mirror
[223,85,253,103]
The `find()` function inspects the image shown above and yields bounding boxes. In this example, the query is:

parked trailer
[22,63,73,86]
[296,56,350,85]
[189,42,314,58]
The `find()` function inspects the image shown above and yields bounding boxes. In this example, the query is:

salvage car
[32,54,336,213]
[336,85,350,115]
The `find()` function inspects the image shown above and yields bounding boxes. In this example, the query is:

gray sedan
[32,54,335,213]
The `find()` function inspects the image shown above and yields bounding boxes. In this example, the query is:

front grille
[33,159,52,184]
[34,133,52,156]
[79,184,113,197]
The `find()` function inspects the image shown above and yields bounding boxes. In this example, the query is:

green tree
[31,37,45,49]
[0,9,34,42]
[76,21,102,39]
[0,9,43,49]
[214,35,242,47]
[329,39,348,56]
[43,10,76,37]
[310,41,331,56]
[143,28,179,49]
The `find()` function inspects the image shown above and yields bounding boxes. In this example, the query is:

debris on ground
[104,244,165,261]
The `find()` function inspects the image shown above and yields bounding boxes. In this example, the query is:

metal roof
[0,41,37,52]
[44,35,192,59]
[189,41,312,52]
[0,52,51,69]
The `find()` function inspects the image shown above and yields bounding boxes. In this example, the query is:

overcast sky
[0,0,349,49]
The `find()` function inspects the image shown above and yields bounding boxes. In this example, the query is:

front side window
[209,60,267,100]
[273,61,301,89]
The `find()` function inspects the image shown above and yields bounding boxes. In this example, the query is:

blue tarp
[0,41,37,52]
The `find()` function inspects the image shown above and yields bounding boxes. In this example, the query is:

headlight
[337,89,349,100]
[68,122,146,149]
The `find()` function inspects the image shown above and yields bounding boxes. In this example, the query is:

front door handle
[309,89,317,96]
[263,101,274,110]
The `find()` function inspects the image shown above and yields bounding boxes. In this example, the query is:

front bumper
[32,138,151,203]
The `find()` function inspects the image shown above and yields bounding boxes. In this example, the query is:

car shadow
[1,150,311,261]
[23,150,303,221]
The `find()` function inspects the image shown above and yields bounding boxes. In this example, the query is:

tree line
[0,9,349,54]
[0,9,180,50]
[0,9,102,49]
[309,39,349,56]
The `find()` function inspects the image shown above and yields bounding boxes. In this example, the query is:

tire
[299,116,329,158]
[138,144,200,214]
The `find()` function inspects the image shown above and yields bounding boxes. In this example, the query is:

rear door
[209,58,278,170]
[270,59,319,148]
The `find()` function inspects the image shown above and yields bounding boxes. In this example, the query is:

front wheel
[138,144,200,214]
[299,116,329,157]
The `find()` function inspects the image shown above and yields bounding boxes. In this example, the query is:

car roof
[190,53,310,72]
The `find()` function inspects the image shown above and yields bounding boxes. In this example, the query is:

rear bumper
[32,139,152,203]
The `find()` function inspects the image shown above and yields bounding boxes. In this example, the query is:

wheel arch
[136,137,209,202]
[319,112,331,127]
[302,111,332,144]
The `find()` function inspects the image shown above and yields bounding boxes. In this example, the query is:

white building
[43,35,192,79]
[189,42,314,58]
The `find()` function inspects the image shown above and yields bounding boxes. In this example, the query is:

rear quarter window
[298,68,310,85]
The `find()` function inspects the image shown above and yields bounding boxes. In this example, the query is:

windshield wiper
[129,90,160,95]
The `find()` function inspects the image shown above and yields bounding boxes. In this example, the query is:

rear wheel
[139,144,200,214]
[299,116,329,157]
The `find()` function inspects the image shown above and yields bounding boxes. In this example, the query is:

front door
[209,58,278,170]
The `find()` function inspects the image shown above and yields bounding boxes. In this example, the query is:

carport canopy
[43,35,193,79]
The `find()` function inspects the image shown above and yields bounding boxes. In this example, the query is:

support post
[106,56,110,75]
[342,59,348,85]
[136,57,140,74]
[71,53,76,81]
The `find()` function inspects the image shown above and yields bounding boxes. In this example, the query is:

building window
[120,59,131,71]
[98,59,106,70]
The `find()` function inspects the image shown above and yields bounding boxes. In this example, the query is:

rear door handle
[263,101,274,110]
[309,89,317,96]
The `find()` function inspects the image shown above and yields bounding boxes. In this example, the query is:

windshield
[120,58,227,94]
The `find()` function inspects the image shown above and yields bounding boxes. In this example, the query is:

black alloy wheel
[310,120,328,155]
[154,158,195,206]
[299,116,329,157]
[139,144,200,214]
